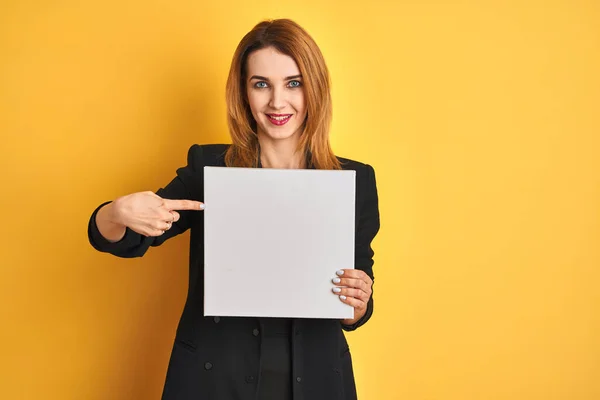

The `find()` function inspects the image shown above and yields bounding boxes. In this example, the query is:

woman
[88,19,380,400]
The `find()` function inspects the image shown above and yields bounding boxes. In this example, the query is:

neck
[257,134,306,169]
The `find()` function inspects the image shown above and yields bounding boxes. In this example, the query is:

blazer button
[213,316,220,323]
[252,328,260,337]
[296,376,302,383]
[245,375,255,383]
[204,362,213,370]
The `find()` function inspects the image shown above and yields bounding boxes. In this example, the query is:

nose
[268,86,286,110]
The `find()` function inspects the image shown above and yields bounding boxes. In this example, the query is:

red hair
[224,19,341,170]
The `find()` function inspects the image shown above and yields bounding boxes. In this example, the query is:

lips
[266,114,292,126]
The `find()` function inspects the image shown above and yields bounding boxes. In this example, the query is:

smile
[266,114,292,126]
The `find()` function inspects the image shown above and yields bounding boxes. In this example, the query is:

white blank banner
[203,166,356,319]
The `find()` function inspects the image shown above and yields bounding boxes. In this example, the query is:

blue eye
[288,80,302,88]
[255,81,268,88]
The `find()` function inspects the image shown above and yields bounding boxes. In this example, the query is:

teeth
[269,115,291,121]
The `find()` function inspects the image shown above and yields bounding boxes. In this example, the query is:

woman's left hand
[331,269,373,326]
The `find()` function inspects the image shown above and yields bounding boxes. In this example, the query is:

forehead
[246,47,300,78]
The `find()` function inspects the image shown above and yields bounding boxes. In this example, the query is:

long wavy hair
[224,19,341,170]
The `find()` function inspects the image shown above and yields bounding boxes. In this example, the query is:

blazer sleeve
[87,144,205,258]
[342,164,381,331]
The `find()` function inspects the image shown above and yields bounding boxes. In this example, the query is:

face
[245,47,307,143]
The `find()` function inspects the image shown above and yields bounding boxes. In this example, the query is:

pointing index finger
[163,199,205,211]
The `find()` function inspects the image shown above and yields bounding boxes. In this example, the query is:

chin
[260,125,302,141]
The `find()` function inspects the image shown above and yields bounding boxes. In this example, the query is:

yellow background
[1,0,599,399]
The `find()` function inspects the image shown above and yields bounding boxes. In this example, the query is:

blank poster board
[203,166,356,319]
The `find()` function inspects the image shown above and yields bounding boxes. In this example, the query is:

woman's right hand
[106,191,205,237]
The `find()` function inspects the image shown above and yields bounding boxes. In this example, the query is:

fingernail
[340,295,347,300]
[332,287,341,293]
[336,270,344,276]
[200,203,205,210]
[332,277,341,284]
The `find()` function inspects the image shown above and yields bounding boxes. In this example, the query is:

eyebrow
[249,74,303,81]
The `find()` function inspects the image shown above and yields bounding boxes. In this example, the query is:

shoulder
[336,156,376,180]
[186,144,230,167]
[336,155,378,196]
[336,156,370,171]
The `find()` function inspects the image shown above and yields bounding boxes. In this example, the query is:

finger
[144,228,166,237]
[334,283,371,300]
[333,277,370,292]
[338,294,367,310]
[332,287,370,302]
[159,210,176,223]
[163,199,205,211]
[151,221,172,232]
[170,211,181,222]
[335,270,373,289]
[336,269,373,285]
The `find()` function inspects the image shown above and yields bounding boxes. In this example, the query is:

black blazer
[88,144,380,400]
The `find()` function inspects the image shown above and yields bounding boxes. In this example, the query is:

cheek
[247,91,268,115]
[246,94,261,118]
[293,92,307,115]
